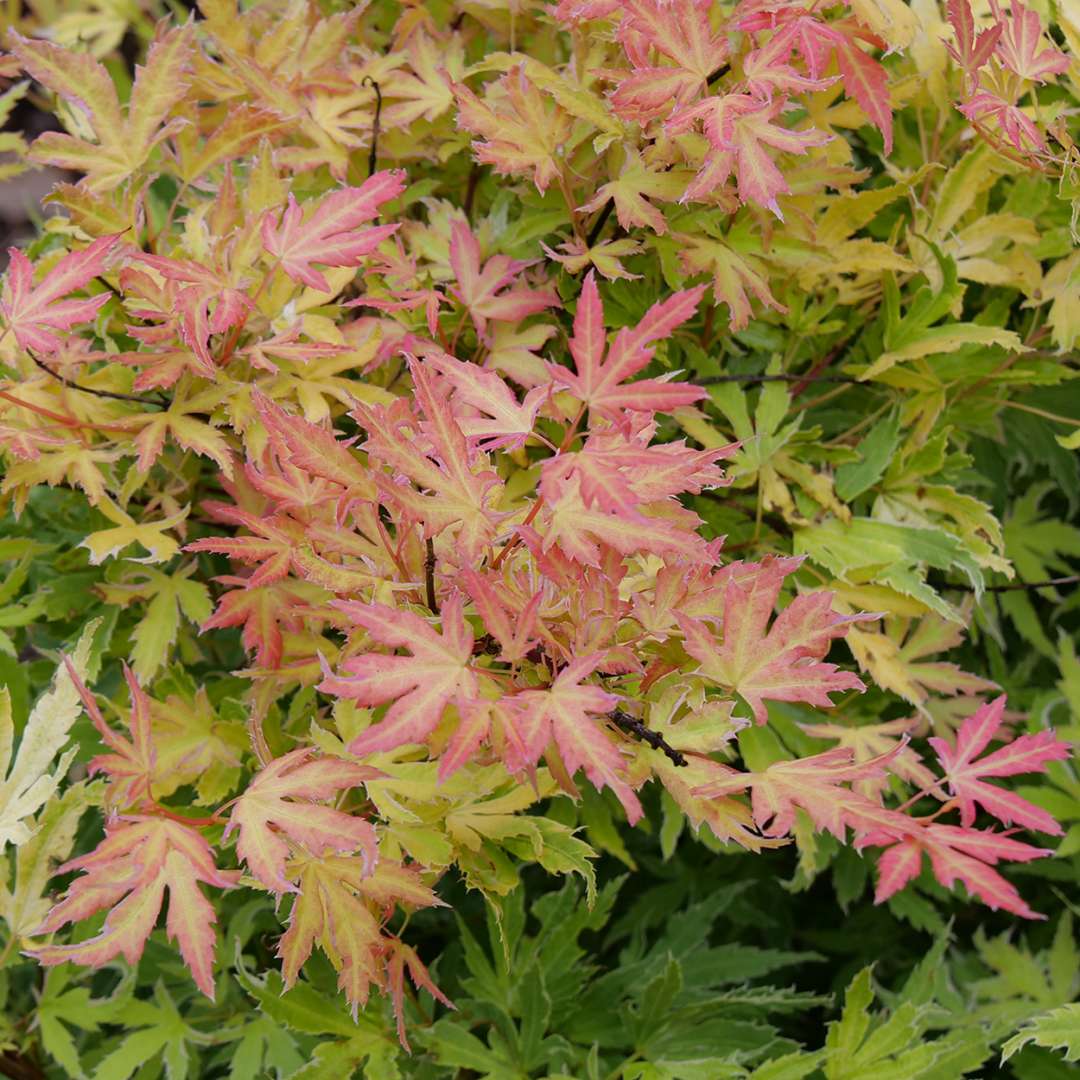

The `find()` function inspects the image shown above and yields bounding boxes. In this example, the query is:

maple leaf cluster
[0,0,1074,1042]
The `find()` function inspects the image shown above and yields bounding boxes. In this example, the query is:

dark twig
[29,351,170,409]
[697,372,862,388]
[0,1051,48,1080]
[463,163,480,223]
[610,710,688,767]
[425,537,438,614]
[788,338,853,396]
[706,64,730,86]
[944,575,1080,594]
[585,198,615,248]
[361,77,383,177]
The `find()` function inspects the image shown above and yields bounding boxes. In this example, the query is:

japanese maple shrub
[0,0,1077,1069]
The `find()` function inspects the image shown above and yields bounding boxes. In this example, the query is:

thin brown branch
[361,76,382,177]
[697,372,861,387]
[425,537,438,614]
[610,710,687,767]
[29,351,170,408]
[947,575,1080,594]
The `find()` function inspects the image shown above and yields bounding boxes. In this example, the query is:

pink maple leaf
[990,0,1070,83]
[957,90,1046,152]
[225,747,382,893]
[448,219,559,342]
[424,350,547,451]
[546,270,706,420]
[1,235,119,353]
[678,556,868,725]
[512,656,642,822]
[30,817,238,998]
[66,660,155,811]
[945,0,1003,89]
[319,595,478,758]
[261,170,405,291]
[871,823,1053,919]
[928,695,1070,834]
[666,93,831,215]
[696,744,914,842]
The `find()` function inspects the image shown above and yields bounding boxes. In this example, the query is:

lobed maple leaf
[577,149,689,235]
[10,26,192,192]
[30,816,238,998]
[425,350,547,450]
[697,744,914,843]
[356,361,507,559]
[536,478,713,566]
[759,13,894,154]
[278,851,446,1020]
[128,252,252,374]
[447,220,559,342]
[989,0,1070,83]
[186,509,309,588]
[381,32,463,128]
[1,236,119,353]
[666,93,831,215]
[455,65,574,193]
[928,695,1070,834]
[540,422,732,517]
[386,939,456,1051]
[678,556,868,725]
[945,0,1003,89]
[677,233,785,332]
[262,170,405,291]
[800,717,935,799]
[202,575,325,671]
[870,823,1053,919]
[511,656,643,822]
[66,661,154,810]
[319,595,478,758]
[459,569,542,668]
[607,0,729,122]
[225,748,381,894]
[831,22,893,155]
[546,271,706,420]
[957,89,1046,152]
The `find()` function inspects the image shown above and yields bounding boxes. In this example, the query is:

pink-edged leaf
[448,219,559,340]
[547,271,706,419]
[945,0,1003,84]
[873,835,924,901]
[29,817,238,998]
[990,0,1070,82]
[424,350,546,450]
[225,747,382,893]
[834,34,892,154]
[319,595,478,758]
[513,656,642,822]
[438,700,492,783]
[957,90,1046,153]
[262,171,405,291]
[459,568,541,666]
[667,94,830,215]
[679,556,867,725]
[698,744,913,842]
[1,235,119,352]
[928,695,1070,833]
[65,660,155,809]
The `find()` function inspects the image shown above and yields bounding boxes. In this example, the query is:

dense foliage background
[0,0,1079,1077]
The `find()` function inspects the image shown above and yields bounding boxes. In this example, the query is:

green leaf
[234,958,360,1038]
[0,619,99,848]
[1002,1004,1080,1064]
[835,414,901,501]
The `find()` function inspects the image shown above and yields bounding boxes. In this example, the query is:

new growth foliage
[0,0,1077,1068]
